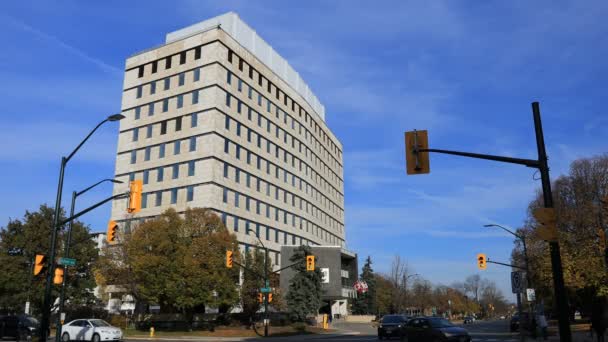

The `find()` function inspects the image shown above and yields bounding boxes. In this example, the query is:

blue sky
[1,1,607,300]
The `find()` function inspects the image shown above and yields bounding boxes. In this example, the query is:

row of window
[130,136,198,164]
[223,161,343,231]
[220,208,340,247]
[223,136,344,220]
[136,46,202,78]
[227,48,342,161]
[141,185,196,208]
[130,160,196,185]
[132,112,199,142]
[136,68,202,100]
[134,88,201,120]
[226,69,343,174]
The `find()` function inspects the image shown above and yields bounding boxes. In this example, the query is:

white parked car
[61,319,122,342]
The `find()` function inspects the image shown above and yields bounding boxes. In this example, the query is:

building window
[136,86,142,99]
[134,107,140,120]
[162,99,169,112]
[132,128,139,142]
[174,141,181,155]
[171,188,177,204]
[143,170,149,184]
[224,139,229,153]
[161,121,167,135]
[239,59,243,71]
[129,173,135,182]
[238,79,242,92]
[155,191,162,206]
[149,103,154,116]
[165,56,172,69]
[142,193,147,208]
[223,163,229,178]
[130,150,136,164]
[228,50,233,63]
[150,82,156,95]
[194,46,201,60]
[172,164,179,179]
[144,147,151,161]
[137,66,144,78]
[189,137,196,151]
[157,167,164,182]
[187,186,194,201]
[176,117,182,131]
[159,143,165,158]
[227,70,232,84]
[234,217,239,232]
[235,169,240,183]
[179,73,185,86]
[235,192,239,207]
[193,68,200,82]
[225,116,230,130]
[146,125,152,138]
[177,95,183,108]
[164,78,170,90]
[226,93,231,107]
[236,122,241,136]
[151,61,158,74]
[192,91,199,104]
[180,51,186,65]
[188,161,195,176]
[223,187,228,203]
[191,113,198,127]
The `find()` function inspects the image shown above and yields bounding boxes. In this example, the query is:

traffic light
[128,180,143,213]
[533,207,558,242]
[53,267,64,284]
[226,250,233,268]
[107,220,118,243]
[258,293,263,303]
[33,254,46,276]
[477,253,487,270]
[268,293,273,303]
[405,130,430,175]
[306,255,315,271]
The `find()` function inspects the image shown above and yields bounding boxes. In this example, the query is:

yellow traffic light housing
[258,293,263,303]
[34,254,46,276]
[405,130,430,175]
[306,255,315,271]
[107,220,118,243]
[128,180,143,213]
[268,293,273,303]
[53,267,64,284]
[477,253,487,270]
[533,207,558,242]
[226,250,233,268]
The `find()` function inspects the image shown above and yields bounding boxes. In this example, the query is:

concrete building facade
[110,12,345,267]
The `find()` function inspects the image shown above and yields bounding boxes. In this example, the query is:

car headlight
[444,332,455,338]
[379,324,383,328]
[398,325,402,328]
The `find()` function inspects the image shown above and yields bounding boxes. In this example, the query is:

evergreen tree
[240,248,271,319]
[353,256,376,314]
[286,245,323,321]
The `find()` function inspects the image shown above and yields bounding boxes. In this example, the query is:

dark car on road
[402,317,471,342]
[463,316,474,324]
[0,315,39,341]
[378,314,408,340]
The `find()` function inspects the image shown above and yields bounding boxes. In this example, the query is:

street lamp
[403,273,419,314]
[55,178,123,341]
[483,224,531,285]
[40,113,124,342]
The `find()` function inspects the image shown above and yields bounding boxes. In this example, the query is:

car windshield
[429,318,453,328]
[90,320,111,327]
[382,315,404,323]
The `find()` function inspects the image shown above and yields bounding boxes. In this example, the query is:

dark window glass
[146,125,152,138]
[143,170,149,184]
[161,121,167,135]
[162,99,168,112]
[193,68,200,82]
[136,86,142,99]
[164,78,170,90]
[174,141,181,155]
[187,186,194,201]
[148,103,154,116]
[227,70,232,84]
[191,113,198,127]
[226,93,231,107]
[177,95,183,108]
[180,51,186,64]
[223,163,229,178]
[150,82,156,95]
[138,66,144,78]
[192,91,199,104]
[155,191,162,206]
[228,50,233,62]
[258,74,262,86]
[157,167,164,182]
[135,107,141,120]
[130,151,136,164]
[132,128,139,142]
[142,193,147,208]
[179,73,185,86]
[152,61,158,73]
[176,117,182,131]
[165,56,172,69]
[171,188,177,204]
[172,164,179,179]
[159,143,165,158]
[189,137,196,151]
[249,67,253,79]
[188,161,195,176]
[194,46,201,60]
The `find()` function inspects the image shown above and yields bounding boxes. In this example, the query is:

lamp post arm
[65,119,108,163]
[76,178,117,197]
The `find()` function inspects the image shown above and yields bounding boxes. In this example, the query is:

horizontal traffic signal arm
[60,192,130,226]
[229,258,266,280]
[418,147,540,168]
[486,258,527,271]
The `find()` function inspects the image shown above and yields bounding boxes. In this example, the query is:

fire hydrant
[150,327,155,337]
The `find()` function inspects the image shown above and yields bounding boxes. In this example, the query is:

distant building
[280,246,358,318]
[109,12,346,268]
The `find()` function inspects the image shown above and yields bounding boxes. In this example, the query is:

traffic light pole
[54,190,76,342]
[264,246,269,338]
[532,102,571,341]
[414,102,571,341]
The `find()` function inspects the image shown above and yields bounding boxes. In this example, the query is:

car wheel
[61,333,70,342]
[92,333,101,342]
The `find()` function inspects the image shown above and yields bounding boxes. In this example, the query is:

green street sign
[260,287,271,293]
[58,257,76,266]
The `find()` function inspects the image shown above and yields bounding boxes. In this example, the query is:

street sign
[511,271,523,293]
[526,288,536,302]
[58,257,76,266]
[260,287,271,293]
